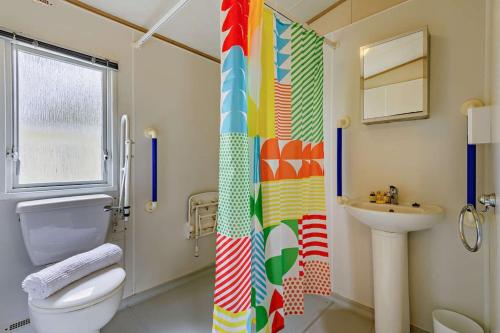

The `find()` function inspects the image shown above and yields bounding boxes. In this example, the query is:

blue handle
[152,138,157,203]
[467,144,476,207]
[337,127,343,197]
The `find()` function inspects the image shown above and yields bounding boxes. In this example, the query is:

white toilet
[16,194,126,333]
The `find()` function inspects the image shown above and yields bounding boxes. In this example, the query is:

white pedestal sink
[345,200,444,333]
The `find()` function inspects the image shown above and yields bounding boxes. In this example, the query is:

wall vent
[3,318,30,332]
[33,0,53,6]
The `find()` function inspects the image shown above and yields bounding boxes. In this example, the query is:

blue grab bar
[336,116,350,202]
[144,128,158,212]
[467,144,476,207]
[152,138,158,204]
[337,127,343,197]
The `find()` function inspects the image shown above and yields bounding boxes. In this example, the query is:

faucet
[389,185,399,205]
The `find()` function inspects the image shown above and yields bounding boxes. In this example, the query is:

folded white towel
[22,243,123,300]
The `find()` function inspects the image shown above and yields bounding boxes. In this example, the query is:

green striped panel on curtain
[291,24,324,143]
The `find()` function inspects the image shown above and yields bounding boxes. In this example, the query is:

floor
[102,270,375,333]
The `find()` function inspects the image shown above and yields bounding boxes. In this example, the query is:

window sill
[0,185,118,201]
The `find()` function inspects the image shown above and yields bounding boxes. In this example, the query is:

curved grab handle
[458,204,482,252]
[145,128,158,212]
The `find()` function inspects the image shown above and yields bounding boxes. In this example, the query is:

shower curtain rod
[133,0,191,48]
[264,3,338,49]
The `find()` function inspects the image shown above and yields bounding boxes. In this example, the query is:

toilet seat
[29,265,126,313]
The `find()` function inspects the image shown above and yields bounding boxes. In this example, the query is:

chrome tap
[389,185,399,205]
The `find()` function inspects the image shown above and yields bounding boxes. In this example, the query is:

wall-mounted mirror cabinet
[360,27,429,124]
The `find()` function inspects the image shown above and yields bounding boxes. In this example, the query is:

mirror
[360,27,429,124]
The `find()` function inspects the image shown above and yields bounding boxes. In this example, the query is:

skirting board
[325,293,429,333]
[119,264,214,310]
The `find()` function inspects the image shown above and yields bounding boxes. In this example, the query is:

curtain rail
[133,0,191,48]
[263,3,338,49]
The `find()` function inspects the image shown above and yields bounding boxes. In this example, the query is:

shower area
[109,0,347,332]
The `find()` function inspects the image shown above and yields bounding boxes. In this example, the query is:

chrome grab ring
[458,204,482,252]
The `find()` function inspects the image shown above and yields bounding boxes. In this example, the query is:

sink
[345,199,444,333]
[345,200,444,233]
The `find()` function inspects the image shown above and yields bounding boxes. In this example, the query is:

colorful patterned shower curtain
[213,1,330,332]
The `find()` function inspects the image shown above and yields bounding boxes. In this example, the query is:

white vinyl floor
[102,270,375,333]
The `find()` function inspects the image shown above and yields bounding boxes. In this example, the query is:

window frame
[1,39,117,198]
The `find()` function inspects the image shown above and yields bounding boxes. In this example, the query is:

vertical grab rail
[458,99,484,252]
[337,127,343,198]
[336,116,350,204]
[145,128,158,212]
[467,144,476,207]
[459,142,481,252]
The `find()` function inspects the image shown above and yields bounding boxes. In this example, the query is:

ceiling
[77,0,340,59]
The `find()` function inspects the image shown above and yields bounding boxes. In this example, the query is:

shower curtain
[213,1,330,332]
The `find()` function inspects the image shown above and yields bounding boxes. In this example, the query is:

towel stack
[22,243,123,300]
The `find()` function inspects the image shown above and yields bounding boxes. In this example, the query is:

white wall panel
[326,0,486,330]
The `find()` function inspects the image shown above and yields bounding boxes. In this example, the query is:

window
[2,42,116,194]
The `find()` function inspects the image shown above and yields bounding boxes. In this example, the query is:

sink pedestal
[345,200,443,333]
[372,230,410,333]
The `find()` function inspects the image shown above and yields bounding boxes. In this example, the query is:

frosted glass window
[15,49,106,186]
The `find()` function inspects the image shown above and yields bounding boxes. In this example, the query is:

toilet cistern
[17,195,125,333]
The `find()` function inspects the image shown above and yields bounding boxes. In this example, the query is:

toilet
[16,194,126,333]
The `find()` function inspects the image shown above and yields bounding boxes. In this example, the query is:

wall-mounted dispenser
[467,104,491,145]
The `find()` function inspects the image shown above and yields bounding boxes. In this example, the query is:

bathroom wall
[310,0,408,36]
[131,33,219,293]
[0,0,218,328]
[487,0,500,332]
[324,0,487,331]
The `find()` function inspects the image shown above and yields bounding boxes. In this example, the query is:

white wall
[325,0,487,330]
[0,0,218,328]
[487,0,500,332]
[132,32,219,293]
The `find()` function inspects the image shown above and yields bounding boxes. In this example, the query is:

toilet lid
[29,265,126,310]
